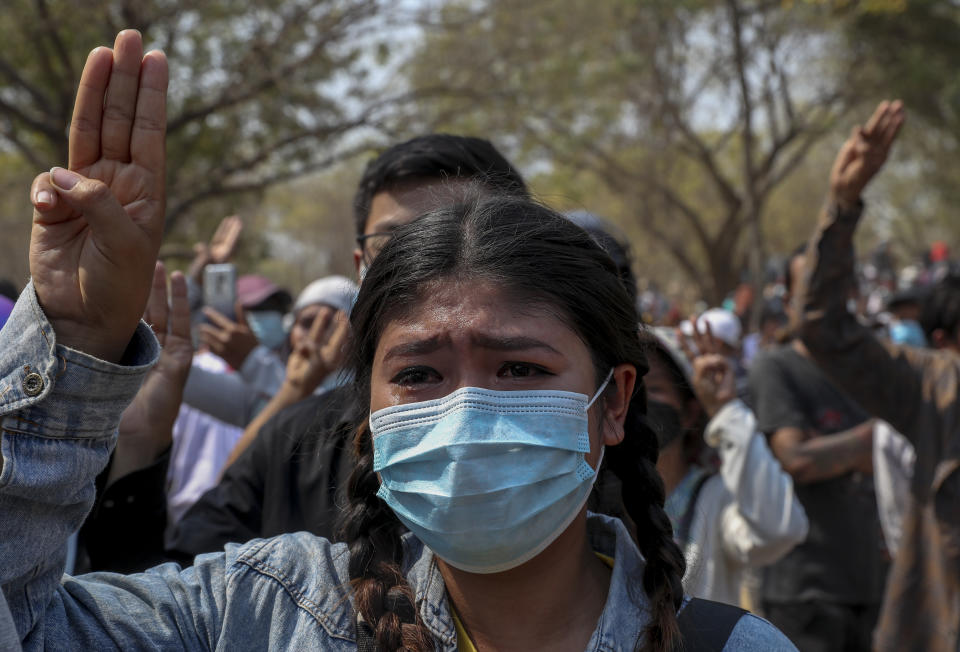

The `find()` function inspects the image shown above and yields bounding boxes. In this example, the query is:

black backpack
[676,597,748,651]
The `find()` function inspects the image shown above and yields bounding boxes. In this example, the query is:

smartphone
[203,263,237,318]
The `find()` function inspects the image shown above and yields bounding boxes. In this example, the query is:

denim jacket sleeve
[0,282,159,640]
[0,585,20,652]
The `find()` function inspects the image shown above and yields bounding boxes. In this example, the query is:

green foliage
[0,0,388,235]
[842,0,960,256]
[0,0,399,283]
[401,0,852,302]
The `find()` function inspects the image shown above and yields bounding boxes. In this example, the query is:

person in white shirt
[644,325,809,606]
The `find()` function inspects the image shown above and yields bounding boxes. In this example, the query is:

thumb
[31,172,69,222]
[234,301,248,327]
[48,167,137,249]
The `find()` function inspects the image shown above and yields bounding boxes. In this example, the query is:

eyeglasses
[356,232,393,260]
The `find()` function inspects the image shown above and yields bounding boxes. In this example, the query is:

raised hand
[283,306,350,397]
[199,305,260,369]
[111,262,191,484]
[830,100,905,208]
[678,317,735,418]
[677,313,725,359]
[189,215,243,282]
[29,30,168,362]
[208,216,244,263]
[222,306,350,470]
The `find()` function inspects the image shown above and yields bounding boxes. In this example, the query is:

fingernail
[36,190,55,208]
[50,167,81,190]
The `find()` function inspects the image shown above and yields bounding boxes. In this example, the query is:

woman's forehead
[375,280,580,353]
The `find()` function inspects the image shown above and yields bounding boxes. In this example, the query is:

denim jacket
[0,283,794,651]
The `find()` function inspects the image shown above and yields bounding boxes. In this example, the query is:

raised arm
[1,29,171,637]
[796,100,946,438]
[681,325,807,566]
[109,262,192,486]
[29,31,168,363]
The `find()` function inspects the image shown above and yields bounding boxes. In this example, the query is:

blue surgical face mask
[246,310,287,350]
[371,370,613,574]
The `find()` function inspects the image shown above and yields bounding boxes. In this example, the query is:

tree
[0,0,405,236]
[840,0,960,257]
[401,0,863,303]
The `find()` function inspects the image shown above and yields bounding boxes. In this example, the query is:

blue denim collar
[397,512,651,651]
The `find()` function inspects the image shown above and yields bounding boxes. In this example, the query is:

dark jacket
[166,386,356,559]
[797,200,960,652]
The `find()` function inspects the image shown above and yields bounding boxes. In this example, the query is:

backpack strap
[676,597,748,652]
[675,471,713,546]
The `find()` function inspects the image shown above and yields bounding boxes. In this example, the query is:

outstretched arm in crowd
[0,31,236,647]
[796,100,960,443]
[222,304,349,471]
[187,215,243,285]
[108,261,192,485]
[683,325,808,567]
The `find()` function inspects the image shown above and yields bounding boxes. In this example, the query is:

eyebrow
[383,333,452,361]
[382,333,562,362]
[470,333,562,355]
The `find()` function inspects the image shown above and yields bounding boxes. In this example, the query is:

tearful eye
[391,366,441,386]
[498,362,552,378]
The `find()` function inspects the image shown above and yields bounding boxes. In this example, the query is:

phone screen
[203,263,237,318]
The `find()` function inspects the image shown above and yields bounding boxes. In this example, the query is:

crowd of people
[0,29,958,652]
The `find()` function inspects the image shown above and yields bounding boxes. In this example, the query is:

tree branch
[167,3,374,133]
[651,53,742,210]
[35,0,75,89]
[0,119,47,169]
[0,94,62,142]
[0,54,52,109]
[728,0,757,194]
[163,141,374,230]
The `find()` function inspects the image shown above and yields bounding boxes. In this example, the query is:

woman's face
[370,279,633,467]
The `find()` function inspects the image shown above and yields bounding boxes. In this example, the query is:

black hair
[352,134,528,238]
[565,211,638,309]
[919,273,960,341]
[337,194,685,652]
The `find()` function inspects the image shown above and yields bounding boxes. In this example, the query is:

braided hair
[604,385,687,651]
[337,417,434,651]
[339,190,685,651]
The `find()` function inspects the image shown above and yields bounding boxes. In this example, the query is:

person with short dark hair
[749,244,886,652]
[351,133,527,275]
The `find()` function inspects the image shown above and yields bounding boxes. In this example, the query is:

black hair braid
[337,421,435,652]
[606,394,686,652]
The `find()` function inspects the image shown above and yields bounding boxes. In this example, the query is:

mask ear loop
[586,369,615,467]
[586,368,615,409]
